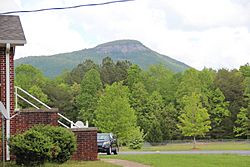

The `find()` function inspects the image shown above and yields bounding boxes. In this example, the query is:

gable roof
[0,15,26,46]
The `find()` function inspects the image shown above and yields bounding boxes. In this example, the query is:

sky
[0,0,250,70]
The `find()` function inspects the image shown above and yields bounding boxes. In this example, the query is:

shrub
[10,125,77,166]
[32,125,77,163]
[127,127,144,149]
[10,130,54,166]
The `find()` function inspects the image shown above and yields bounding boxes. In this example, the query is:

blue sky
[0,0,250,70]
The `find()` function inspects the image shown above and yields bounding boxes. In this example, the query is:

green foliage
[144,64,176,103]
[29,85,50,104]
[239,63,250,77]
[100,57,131,85]
[234,107,250,138]
[146,120,163,144]
[176,68,202,101]
[145,91,164,143]
[127,127,144,149]
[214,69,245,137]
[207,88,230,138]
[126,64,143,88]
[15,64,46,90]
[65,59,99,85]
[77,69,102,125]
[160,104,180,140]
[15,64,48,109]
[178,92,211,138]
[115,60,132,83]
[10,125,77,166]
[14,51,250,142]
[32,125,77,163]
[94,82,138,144]
[9,129,54,166]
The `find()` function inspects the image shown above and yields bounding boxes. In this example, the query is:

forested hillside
[15,58,250,147]
[15,40,190,78]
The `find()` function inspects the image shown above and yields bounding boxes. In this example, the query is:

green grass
[108,154,250,167]
[120,142,250,151]
[1,160,119,167]
[45,161,119,167]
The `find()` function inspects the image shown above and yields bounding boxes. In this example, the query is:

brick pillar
[0,46,15,116]
[0,46,15,160]
[71,128,98,161]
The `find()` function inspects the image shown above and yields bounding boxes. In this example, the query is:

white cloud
[16,12,89,58]
[151,0,249,27]
[0,0,21,11]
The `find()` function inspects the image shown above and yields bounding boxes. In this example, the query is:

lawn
[120,141,250,151]
[107,154,250,167]
[45,161,119,167]
[1,160,119,167]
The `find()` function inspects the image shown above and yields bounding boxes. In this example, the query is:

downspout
[5,43,10,161]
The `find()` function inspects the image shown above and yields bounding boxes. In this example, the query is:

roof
[0,15,26,46]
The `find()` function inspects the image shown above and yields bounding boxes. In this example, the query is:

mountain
[15,40,190,78]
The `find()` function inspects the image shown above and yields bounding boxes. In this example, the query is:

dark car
[97,133,118,155]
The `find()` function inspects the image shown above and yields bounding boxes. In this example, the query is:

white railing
[14,86,88,128]
[15,86,51,110]
[57,113,88,129]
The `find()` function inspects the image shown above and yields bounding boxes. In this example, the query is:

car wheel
[113,147,118,155]
[107,147,112,155]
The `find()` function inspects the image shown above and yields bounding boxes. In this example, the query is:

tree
[115,60,131,82]
[160,104,181,140]
[126,64,143,89]
[146,120,163,144]
[77,69,102,126]
[145,91,164,143]
[239,63,250,77]
[29,85,50,105]
[15,64,46,90]
[234,107,250,138]
[214,69,245,137]
[65,59,99,85]
[94,82,139,144]
[205,88,230,138]
[178,92,211,148]
[234,67,250,138]
[143,64,176,104]
[129,82,149,126]
[15,64,48,108]
[100,57,117,85]
[43,81,77,121]
[176,68,202,101]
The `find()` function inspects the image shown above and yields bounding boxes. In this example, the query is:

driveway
[102,158,151,167]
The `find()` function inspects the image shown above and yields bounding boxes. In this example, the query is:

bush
[32,125,77,163]
[10,125,77,166]
[127,127,144,149]
[10,130,54,166]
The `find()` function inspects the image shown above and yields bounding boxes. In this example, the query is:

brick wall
[10,108,59,135]
[71,128,98,161]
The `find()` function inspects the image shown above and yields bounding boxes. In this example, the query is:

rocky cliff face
[95,40,148,54]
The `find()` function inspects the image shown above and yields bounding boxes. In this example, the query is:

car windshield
[97,134,109,140]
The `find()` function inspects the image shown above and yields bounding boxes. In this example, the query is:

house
[0,15,98,161]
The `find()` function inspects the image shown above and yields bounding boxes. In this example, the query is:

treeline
[15,57,250,144]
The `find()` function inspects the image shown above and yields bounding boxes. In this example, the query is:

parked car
[97,133,118,155]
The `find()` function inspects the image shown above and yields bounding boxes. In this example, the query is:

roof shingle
[0,15,26,45]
